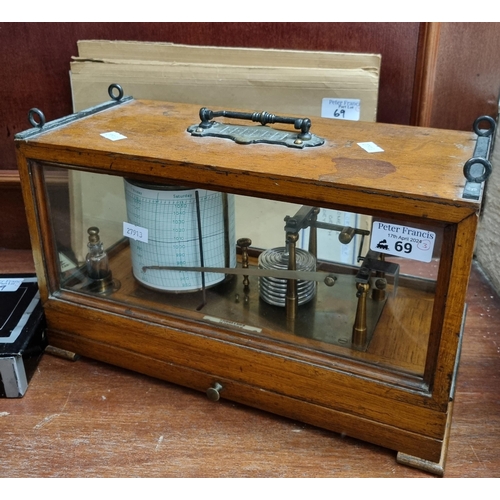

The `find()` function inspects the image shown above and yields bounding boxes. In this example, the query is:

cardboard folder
[71,40,380,121]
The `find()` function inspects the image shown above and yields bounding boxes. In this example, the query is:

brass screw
[324,275,337,287]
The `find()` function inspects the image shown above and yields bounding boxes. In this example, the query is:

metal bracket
[15,83,133,140]
[463,115,497,200]
[355,250,400,286]
[187,108,325,149]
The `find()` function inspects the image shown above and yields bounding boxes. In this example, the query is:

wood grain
[4,22,498,251]
[0,171,32,249]
[0,22,420,172]
[0,22,419,249]
[411,22,442,127]
[0,250,498,477]
[17,99,479,222]
[12,98,482,470]
[428,23,500,131]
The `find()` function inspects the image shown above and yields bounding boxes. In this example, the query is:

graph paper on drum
[124,180,236,291]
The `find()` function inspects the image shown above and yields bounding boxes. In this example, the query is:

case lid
[16,98,480,222]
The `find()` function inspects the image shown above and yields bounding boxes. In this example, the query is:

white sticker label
[357,142,384,153]
[321,98,360,121]
[59,252,77,272]
[123,222,148,243]
[100,131,127,141]
[0,278,23,292]
[370,221,436,263]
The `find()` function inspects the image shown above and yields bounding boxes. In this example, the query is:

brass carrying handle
[197,108,313,140]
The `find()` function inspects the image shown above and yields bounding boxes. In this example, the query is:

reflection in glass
[42,165,443,380]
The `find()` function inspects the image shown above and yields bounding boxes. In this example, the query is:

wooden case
[15,95,485,475]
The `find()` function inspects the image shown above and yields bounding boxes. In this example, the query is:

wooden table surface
[1,249,499,478]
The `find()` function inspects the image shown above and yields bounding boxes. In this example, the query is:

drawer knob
[206,382,223,402]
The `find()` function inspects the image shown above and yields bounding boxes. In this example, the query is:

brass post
[237,237,252,288]
[352,282,370,349]
[285,232,299,320]
[308,207,320,259]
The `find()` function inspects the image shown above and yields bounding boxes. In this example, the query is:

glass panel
[43,165,442,379]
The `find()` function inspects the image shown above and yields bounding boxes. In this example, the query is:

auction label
[370,221,435,263]
[123,222,149,243]
[321,98,360,121]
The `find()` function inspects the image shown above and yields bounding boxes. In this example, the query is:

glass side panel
[43,166,443,379]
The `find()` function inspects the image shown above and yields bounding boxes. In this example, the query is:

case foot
[45,345,80,362]
[396,400,454,476]
[396,451,445,476]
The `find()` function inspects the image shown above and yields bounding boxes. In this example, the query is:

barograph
[15,86,495,475]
